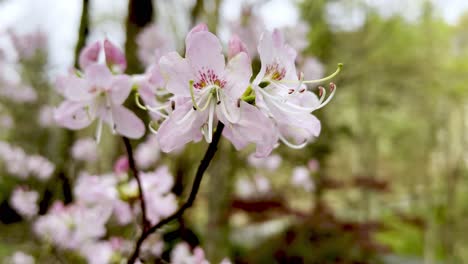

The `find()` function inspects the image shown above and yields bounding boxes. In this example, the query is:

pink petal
[186,31,225,77]
[224,52,252,99]
[104,39,127,73]
[79,41,101,70]
[110,74,132,105]
[108,105,145,139]
[84,64,113,90]
[54,101,95,130]
[62,75,94,102]
[185,23,209,45]
[220,101,278,158]
[159,52,193,96]
[156,99,207,152]
[228,34,249,59]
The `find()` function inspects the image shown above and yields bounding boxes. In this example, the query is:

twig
[123,137,150,230]
[127,122,225,264]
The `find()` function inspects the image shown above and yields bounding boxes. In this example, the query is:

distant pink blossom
[136,23,175,66]
[10,251,35,264]
[171,242,209,264]
[291,166,315,192]
[10,187,39,218]
[34,202,112,250]
[71,138,98,162]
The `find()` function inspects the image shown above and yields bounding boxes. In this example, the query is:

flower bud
[228,35,249,59]
[104,39,127,73]
[78,41,101,69]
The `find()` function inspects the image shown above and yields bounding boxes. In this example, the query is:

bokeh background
[1,0,468,263]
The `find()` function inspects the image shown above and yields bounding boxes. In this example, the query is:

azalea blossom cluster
[30,164,178,263]
[54,23,340,158]
[0,141,54,180]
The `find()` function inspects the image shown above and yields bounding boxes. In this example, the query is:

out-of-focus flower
[253,29,339,149]
[140,233,164,258]
[136,23,175,67]
[247,153,282,171]
[38,106,55,127]
[283,22,309,53]
[229,5,266,58]
[0,113,13,129]
[300,57,325,81]
[54,40,144,140]
[135,135,160,169]
[139,166,177,225]
[307,159,320,173]
[27,155,55,180]
[157,24,276,157]
[54,63,144,140]
[236,174,271,198]
[9,251,35,264]
[74,173,133,226]
[0,142,55,180]
[171,242,209,264]
[10,187,39,219]
[133,62,171,122]
[34,201,112,250]
[291,166,315,192]
[228,35,249,60]
[114,156,129,175]
[9,30,47,60]
[0,81,37,103]
[80,241,114,264]
[71,138,98,162]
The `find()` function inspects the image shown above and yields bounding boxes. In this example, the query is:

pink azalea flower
[171,242,209,264]
[54,63,145,140]
[10,187,39,219]
[135,135,160,169]
[136,23,175,67]
[139,166,177,225]
[156,24,276,157]
[71,138,98,162]
[80,241,114,264]
[10,251,35,264]
[253,29,340,149]
[79,39,127,73]
[34,202,112,250]
[291,166,315,192]
[133,62,172,122]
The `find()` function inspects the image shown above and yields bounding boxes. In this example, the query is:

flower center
[193,69,226,89]
[265,62,286,81]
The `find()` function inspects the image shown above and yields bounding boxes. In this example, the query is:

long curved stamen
[220,95,241,123]
[189,80,203,111]
[317,86,326,105]
[316,83,336,110]
[148,120,159,134]
[280,63,343,85]
[198,94,213,112]
[95,118,103,143]
[278,133,308,149]
[146,105,169,118]
[135,93,147,110]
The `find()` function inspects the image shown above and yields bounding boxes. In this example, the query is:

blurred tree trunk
[74,0,89,68]
[205,141,235,262]
[125,0,154,74]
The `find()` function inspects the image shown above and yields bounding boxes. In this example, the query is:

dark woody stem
[123,137,151,230]
[127,122,225,264]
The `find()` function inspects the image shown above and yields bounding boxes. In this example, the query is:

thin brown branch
[123,137,150,230]
[127,122,225,264]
